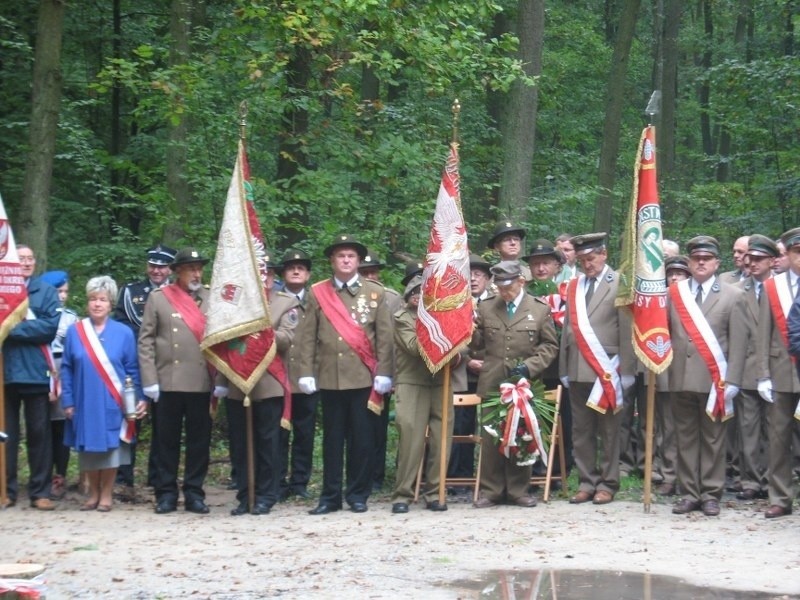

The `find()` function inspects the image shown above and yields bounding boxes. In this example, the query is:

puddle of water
[447,569,798,599]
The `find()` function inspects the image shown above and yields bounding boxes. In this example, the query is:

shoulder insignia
[287,308,299,325]
[711,282,721,293]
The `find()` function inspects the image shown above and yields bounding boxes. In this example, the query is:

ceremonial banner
[0,193,28,344]
[615,126,673,373]
[416,143,473,373]
[201,140,276,396]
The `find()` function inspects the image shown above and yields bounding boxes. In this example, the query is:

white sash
[774,272,793,318]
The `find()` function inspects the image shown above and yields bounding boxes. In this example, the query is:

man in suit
[761,228,800,518]
[668,236,745,517]
[559,232,635,505]
[295,235,394,515]
[727,235,777,501]
[472,261,558,508]
[138,248,213,515]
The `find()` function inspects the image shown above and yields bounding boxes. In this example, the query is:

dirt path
[2,487,799,598]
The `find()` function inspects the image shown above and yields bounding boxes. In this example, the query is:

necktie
[756,282,762,304]
[795,279,799,299]
[584,277,596,305]
[695,284,703,305]
[507,301,515,318]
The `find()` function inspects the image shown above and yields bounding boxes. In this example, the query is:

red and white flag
[0,193,29,344]
[201,140,276,396]
[416,143,473,373]
[615,126,673,373]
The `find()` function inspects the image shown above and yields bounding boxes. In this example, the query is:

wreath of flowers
[482,375,556,466]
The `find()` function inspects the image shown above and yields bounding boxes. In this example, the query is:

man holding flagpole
[296,235,394,515]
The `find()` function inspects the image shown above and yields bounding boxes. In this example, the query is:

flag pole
[0,354,7,509]
[436,99,461,507]
[238,100,257,513]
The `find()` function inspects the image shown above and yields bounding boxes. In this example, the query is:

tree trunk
[697,0,714,157]
[18,0,66,267]
[594,0,641,235]
[659,0,680,181]
[497,0,544,221]
[164,0,193,244]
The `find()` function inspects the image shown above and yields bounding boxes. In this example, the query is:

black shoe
[292,488,312,500]
[350,502,368,513]
[251,502,271,515]
[309,503,340,515]
[155,499,177,514]
[230,503,248,516]
[278,488,291,502]
[391,502,409,514]
[426,500,447,512]
[185,499,210,514]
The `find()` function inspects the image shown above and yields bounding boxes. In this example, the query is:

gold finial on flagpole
[452,99,461,145]
[239,100,249,141]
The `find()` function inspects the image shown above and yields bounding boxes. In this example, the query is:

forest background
[1,0,798,299]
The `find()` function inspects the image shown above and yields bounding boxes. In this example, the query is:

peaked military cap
[490,260,523,285]
[401,260,425,286]
[403,273,424,301]
[170,247,209,269]
[263,249,280,269]
[469,253,492,275]
[279,248,312,271]
[686,235,720,257]
[665,255,691,275]
[570,232,607,256]
[147,244,177,266]
[746,234,779,258]
[487,220,526,249]
[780,227,800,250]
[521,238,559,262]
[324,234,367,259]
[359,249,385,270]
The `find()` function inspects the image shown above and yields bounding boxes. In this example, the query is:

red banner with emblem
[0,193,29,345]
[416,143,474,374]
[615,126,673,373]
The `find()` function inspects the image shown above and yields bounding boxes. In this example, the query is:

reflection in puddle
[448,569,797,599]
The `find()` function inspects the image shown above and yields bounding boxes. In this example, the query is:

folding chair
[530,385,568,502]
[413,393,483,503]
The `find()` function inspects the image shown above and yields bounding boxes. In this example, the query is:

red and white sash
[566,275,623,413]
[74,319,136,443]
[762,274,800,419]
[669,280,731,420]
[313,279,384,414]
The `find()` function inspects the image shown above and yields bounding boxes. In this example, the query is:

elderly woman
[61,276,146,512]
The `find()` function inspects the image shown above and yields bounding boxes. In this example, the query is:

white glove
[213,386,229,399]
[143,384,160,403]
[621,375,635,390]
[559,376,569,389]
[373,376,393,395]
[757,378,774,403]
[723,384,740,403]
[298,377,317,395]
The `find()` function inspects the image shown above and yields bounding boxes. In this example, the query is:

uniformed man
[471,261,558,508]
[218,251,300,516]
[559,233,635,506]
[278,248,318,500]
[668,236,745,517]
[295,235,394,515]
[113,244,176,490]
[401,260,425,287]
[487,220,532,282]
[719,236,750,284]
[138,248,213,515]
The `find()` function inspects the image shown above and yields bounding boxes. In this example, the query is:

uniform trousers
[570,382,622,495]
[319,387,377,507]
[735,388,768,493]
[4,385,52,502]
[672,391,727,502]
[479,408,532,503]
[392,383,452,504]
[154,391,211,503]
[655,391,677,485]
[766,392,800,510]
[228,396,282,507]
[279,391,319,493]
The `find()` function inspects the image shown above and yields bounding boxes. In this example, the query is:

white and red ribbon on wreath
[498,377,548,466]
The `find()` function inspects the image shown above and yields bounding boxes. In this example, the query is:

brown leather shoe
[593,490,614,505]
[656,483,676,496]
[672,498,701,514]
[514,495,538,507]
[473,497,497,509]
[569,491,594,504]
[701,499,720,516]
[30,498,56,511]
[764,505,792,519]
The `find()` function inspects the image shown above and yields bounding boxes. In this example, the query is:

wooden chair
[413,393,483,503]
[530,386,568,502]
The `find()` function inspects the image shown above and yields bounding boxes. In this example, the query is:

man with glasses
[487,220,531,282]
